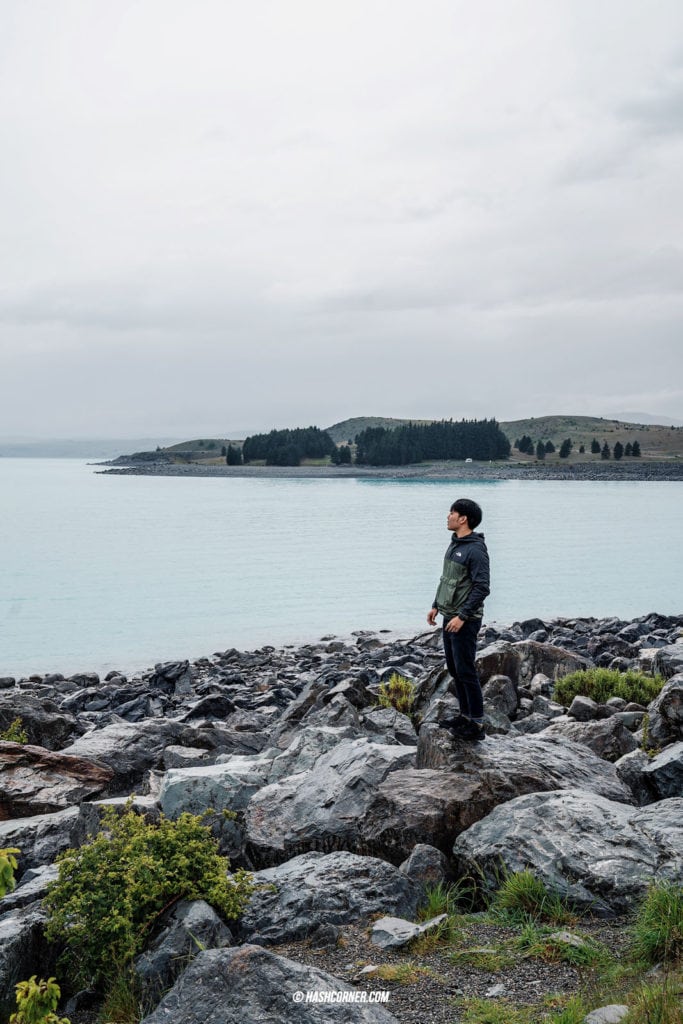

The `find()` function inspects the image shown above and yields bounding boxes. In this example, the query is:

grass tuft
[553,668,664,707]
[630,882,683,966]
[490,870,576,926]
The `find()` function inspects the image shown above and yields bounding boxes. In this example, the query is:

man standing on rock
[427,498,490,742]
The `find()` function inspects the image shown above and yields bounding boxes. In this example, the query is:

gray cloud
[1,0,682,436]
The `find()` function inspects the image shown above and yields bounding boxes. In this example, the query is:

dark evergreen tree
[353,418,510,466]
[591,438,600,454]
[579,444,585,454]
[559,438,572,459]
[536,440,546,460]
[614,441,624,460]
[544,441,555,454]
[517,434,534,455]
[226,444,242,465]
[632,440,641,457]
[625,442,633,456]
[242,426,335,465]
[601,442,611,460]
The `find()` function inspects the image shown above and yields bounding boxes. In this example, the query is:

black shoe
[452,718,486,742]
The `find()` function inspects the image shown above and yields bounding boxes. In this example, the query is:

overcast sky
[1,0,682,438]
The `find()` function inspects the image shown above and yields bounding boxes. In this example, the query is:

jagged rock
[138,945,399,1023]
[0,808,79,877]
[302,694,362,731]
[162,745,214,769]
[159,754,273,818]
[0,741,114,817]
[73,794,162,848]
[512,712,555,735]
[615,750,657,806]
[539,717,638,762]
[568,695,599,722]
[134,899,233,1004]
[0,694,80,750]
[361,707,417,746]
[477,641,591,688]
[371,913,447,949]
[244,739,416,867]
[359,729,631,863]
[481,675,518,717]
[399,844,449,887]
[453,790,683,915]
[0,864,58,913]
[180,694,236,721]
[59,720,205,792]
[647,674,683,745]
[238,850,422,944]
[653,645,683,679]
[0,903,55,1023]
[642,741,683,799]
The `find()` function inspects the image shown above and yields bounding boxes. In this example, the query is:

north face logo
[456,552,463,557]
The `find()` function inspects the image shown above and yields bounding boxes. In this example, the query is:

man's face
[447,508,467,532]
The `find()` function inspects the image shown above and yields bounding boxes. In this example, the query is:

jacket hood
[450,530,485,544]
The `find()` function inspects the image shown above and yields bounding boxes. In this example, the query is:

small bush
[10,976,70,1024]
[1,847,20,899]
[0,717,29,743]
[418,879,476,921]
[377,673,416,715]
[490,869,575,925]
[44,802,254,987]
[553,668,664,708]
[631,882,683,965]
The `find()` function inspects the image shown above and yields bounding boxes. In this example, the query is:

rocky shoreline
[97,459,683,481]
[1,612,682,1022]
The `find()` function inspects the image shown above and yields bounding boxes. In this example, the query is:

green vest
[434,551,484,620]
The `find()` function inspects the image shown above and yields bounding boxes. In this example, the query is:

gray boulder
[159,753,274,819]
[0,903,55,1023]
[476,640,591,688]
[360,730,631,864]
[399,844,449,887]
[0,864,59,913]
[642,741,683,799]
[0,807,79,877]
[244,738,416,866]
[138,945,399,1024]
[482,675,518,717]
[239,850,422,945]
[0,694,79,750]
[615,750,657,806]
[568,695,599,722]
[647,674,683,745]
[60,720,205,792]
[0,741,114,817]
[361,707,418,745]
[371,913,447,950]
[134,899,233,1004]
[539,717,638,762]
[653,645,683,679]
[453,789,683,915]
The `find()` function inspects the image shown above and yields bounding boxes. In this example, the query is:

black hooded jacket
[432,531,490,620]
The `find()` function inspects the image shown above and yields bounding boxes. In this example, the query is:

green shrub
[1,847,20,899]
[9,976,70,1024]
[418,879,476,921]
[377,673,416,715]
[631,882,683,965]
[44,803,254,987]
[0,717,29,743]
[553,668,664,708]
[490,869,575,925]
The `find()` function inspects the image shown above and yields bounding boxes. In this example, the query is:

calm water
[1,459,681,677]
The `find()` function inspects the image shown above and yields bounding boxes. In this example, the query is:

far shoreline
[97,459,683,482]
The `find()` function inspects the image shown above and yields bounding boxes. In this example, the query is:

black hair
[450,498,483,530]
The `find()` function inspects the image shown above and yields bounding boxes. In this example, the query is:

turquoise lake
[1,459,681,677]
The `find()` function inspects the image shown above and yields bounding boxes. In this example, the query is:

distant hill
[0,438,184,459]
[326,415,683,461]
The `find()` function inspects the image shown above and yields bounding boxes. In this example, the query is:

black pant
[442,617,484,719]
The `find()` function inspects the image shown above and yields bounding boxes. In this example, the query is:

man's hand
[427,608,438,626]
[445,615,465,633]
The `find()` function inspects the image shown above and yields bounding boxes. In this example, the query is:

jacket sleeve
[458,545,490,619]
